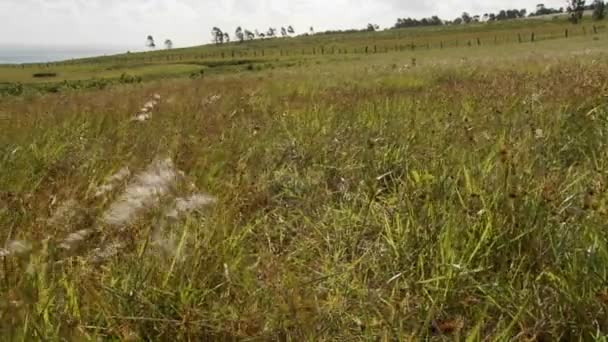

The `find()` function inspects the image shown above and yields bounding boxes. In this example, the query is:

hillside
[1,15,608,340]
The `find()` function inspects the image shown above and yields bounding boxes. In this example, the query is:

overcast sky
[0,0,566,49]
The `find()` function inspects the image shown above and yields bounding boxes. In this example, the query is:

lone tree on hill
[267,27,277,38]
[567,0,586,23]
[235,26,244,42]
[211,27,224,44]
[287,25,295,34]
[164,39,173,49]
[593,0,606,19]
[146,35,156,49]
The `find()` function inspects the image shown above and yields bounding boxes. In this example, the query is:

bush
[5,83,24,96]
[119,73,142,84]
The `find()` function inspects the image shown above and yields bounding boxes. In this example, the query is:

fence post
[374,45,377,53]
[477,38,481,46]
[531,32,535,42]
[565,29,569,38]
[518,33,522,43]
[440,41,443,49]
[593,25,598,34]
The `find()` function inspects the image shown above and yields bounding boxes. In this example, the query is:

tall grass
[1,44,608,340]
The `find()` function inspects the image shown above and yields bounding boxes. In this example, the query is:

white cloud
[0,0,567,48]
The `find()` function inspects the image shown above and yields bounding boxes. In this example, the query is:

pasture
[1,17,608,340]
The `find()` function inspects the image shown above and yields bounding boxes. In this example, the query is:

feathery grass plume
[48,199,79,227]
[102,158,178,227]
[165,193,216,220]
[88,242,125,263]
[95,167,131,198]
[0,240,32,257]
[143,101,157,110]
[204,94,222,105]
[58,229,95,250]
[132,113,151,122]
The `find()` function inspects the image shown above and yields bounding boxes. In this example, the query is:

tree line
[144,1,606,49]
[394,1,605,29]
[210,25,299,44]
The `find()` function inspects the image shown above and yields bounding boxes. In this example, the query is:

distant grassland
[1,17,608,340]
[0,16,606,88]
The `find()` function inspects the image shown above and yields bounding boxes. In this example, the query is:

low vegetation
[1,15,608,340]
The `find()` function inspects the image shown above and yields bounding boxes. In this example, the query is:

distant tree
[461,12,472,23]
[393,16,443,28]
[489,13,496,21]
[287,25,295,34]
[309,26,315,35]
[223,32,230,43]
[520,8,528,17]
[530,3,562,16]
[146,35,156,49]
[567,0,586,23]
[245,29,255,40]
[537,3,546,12]
[366,23,377,31]
[235,26,244,42]
[211,27,224,44]
[593,0,606,19]
[453,17,463,24]
[267,27,277,37]
[164,39,173,49]
[281,27,288,37]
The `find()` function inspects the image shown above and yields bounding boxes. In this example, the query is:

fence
[6,25,606,69]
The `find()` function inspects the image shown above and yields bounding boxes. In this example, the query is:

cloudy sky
[0,0,566,49]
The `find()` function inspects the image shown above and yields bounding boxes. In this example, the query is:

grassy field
[0,16,606,88]
[2,18,608,340]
